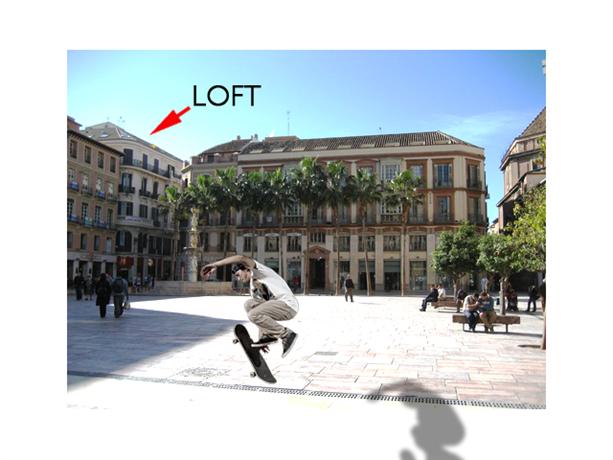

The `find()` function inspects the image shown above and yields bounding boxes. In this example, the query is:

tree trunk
[541,309,547,350]
[304,205,311,295]
[500,276,507,315]
[277,210,284,279]
[251,222,256,260]
[222,210,229,281]
[335,207,341,296]
[401,220,407,296]
[172,220,179,281]
[362,211,372,296]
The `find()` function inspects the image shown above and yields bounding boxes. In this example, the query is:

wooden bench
[432,298,461,311]
[452,313,521,333]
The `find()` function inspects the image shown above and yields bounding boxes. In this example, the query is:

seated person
[505,285,518,311]
[437,284,447,300]
[420,285,439,311]
[478,291,497,333]
[463,291,480,332]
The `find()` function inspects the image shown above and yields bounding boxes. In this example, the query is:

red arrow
[150,106,191,135]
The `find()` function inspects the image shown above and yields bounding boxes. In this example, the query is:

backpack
[112,278,125,294]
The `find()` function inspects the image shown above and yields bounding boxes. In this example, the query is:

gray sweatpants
[244,298,297,339]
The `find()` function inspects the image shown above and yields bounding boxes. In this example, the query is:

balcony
[106,193,118,202]
[81,185,93,196]
[381,214,402,224]
[433,214,453,224]
[139,189,152,198]
[467,180,483,190]
[82,217,94,227]
[433,179,453,189]
[408,214,427,224]
[95,190,106,200]
[284,216,303,226]
[67,214,80,224]
[153,220,161,227]
[68,181,79,191]
[119,184,135,194]
[468,213,486,225]
[94,220,108,229]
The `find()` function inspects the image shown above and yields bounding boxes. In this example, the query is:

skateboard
[233,324,277,384]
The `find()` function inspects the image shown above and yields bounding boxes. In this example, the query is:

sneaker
[281,331,298,358]
[252,336,278,348]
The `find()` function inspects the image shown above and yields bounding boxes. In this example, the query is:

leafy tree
[237,171,267,259]
[324,161,353,295]
[159,185,193,280]
[211,167,240,280]
[262,169,292,278]
[351,168,383,296]
[431,223,480,298]
[510,184,546,273]
[477,233,523,314]
[289,157,327,294]
[384,169,422,296]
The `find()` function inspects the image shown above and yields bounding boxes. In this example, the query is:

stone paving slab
[67,293,546,406]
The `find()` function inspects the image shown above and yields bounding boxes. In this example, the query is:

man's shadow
[370,380,465,460]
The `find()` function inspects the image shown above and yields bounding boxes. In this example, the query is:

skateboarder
[201,255,299,357]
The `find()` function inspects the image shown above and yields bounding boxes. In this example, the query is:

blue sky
[68,50,545,221]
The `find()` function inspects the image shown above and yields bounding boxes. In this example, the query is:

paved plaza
[68,293,545,407]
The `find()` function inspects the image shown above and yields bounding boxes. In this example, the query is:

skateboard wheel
[250,372,256,378]
[233,339,239,344]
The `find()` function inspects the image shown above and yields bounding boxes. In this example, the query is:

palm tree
[324,161,352,295]
[289,157,327,295]
[352,168,383,296]
[238,171,267,259]
[384,170,422,296]
[159,185,192,280]
[211,167,240,280]
[263,169,292,278]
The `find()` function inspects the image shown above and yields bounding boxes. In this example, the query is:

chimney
[236,135,241,140]
[254,133,259,141]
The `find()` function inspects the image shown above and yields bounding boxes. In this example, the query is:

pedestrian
[463,291,480,332]
[343,274,355,302]
[478,290,497,333]
[151,275,155,289]
[505,284,518,312]
[84,275,94,300]
[455,287,467,313]
[201,255,299,357]
[420,285,439,311]
[73,271,84,300]
[480,275,489,293]
[111,275,130,318]
[539,278,546,311]
[95,273,112,318]
[527,285,540,312]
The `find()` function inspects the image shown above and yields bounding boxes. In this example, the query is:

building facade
[184,131,488,293]
[67,117,122,284]
[83,122,184,283]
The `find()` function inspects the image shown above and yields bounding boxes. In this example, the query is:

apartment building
[67,117,122,283]
[185,131,488,293]
[83,122,184,283]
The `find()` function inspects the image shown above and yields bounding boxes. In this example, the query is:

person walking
[95,273,112,318]
[111,275,130,318]
[201,255,299,357]
[84,275,94,301]
[74,272,84,300]
[455,287,467,313]
[343,274,355,302]
[480,275,489,293]
[527,285,540,312]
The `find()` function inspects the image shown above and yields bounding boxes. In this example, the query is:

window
[82,174,89,189]
[139,204,148,219]
[381,201,401,215]
[107,209,113,226]
[434,164,452,187]
[435,197,451,222]
[333,236,350,252]
[153,182,159,195]
[68,169,76,182]
[151,207,159,222]
[110,157,116,173]
[384,235,400,251]
[121,173,131,187]
[141,177,148,192]
[97,152,104,169]
[126,202,133,216]
[382,164,399,182]
[80,234,87,250]
[96,178,102,192]
[219,232,231,250]
[358,235,375,252]
[67,199,74,216]
[207,154,215,163]
[69,140,77,158]
[154,159,160,172]
[285,201,303,217]
[467,164,480,188]
[84,146,91,164]
[94,235,100,251]
[143,154,148,169]
[105,237,113,253]
[409,235,427,251]
[265,236,279,252]
[410,165,423,180]
[81,203,89,220]
[108,182,114,196]
[310,232,325,244]
[119,202,133,216]
[287,236,301,252]
[67,232,73,248]
[244,236,257,252]
[95,206,102,223]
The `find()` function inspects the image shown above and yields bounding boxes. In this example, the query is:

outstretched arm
[201,255,255,278]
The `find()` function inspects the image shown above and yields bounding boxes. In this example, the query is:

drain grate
[177,367,230,379]
[68,370,545,410]
[314,351,338,356]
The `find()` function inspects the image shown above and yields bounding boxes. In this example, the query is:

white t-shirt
[250,260,299,313]
[463,295,479,312]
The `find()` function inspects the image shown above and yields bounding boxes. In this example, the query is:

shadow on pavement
[67,300,238,386]
[370,380,465,460]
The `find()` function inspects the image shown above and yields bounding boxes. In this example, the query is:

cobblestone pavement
[68,293,545,407]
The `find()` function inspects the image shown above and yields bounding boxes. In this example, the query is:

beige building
[67,117,122,283]
[84,122,184,283]
[184,131,488,293]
